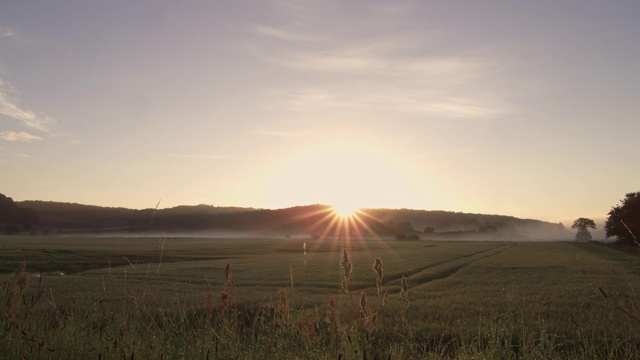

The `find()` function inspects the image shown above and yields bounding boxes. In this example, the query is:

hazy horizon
[15,195,609,232]
[1,1,638,224]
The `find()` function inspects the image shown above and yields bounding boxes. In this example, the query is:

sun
[260,139,435,213]
[332,203,359,218]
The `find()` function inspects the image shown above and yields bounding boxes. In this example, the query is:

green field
[2,236,640,359]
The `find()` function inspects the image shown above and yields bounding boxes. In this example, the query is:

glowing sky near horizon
[1,1,639,224]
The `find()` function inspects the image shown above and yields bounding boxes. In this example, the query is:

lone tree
[572,218,596,242]
[605,192,640,246]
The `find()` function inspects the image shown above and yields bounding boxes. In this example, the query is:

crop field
[2,236,640,359]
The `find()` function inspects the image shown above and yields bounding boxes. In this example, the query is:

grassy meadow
[1,235,640,359]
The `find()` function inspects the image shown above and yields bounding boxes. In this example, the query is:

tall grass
[1,239,640,359]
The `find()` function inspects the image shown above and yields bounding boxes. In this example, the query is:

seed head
[340,249,352,292]
[359,291,374,327]
[372,257,383,295]
[275,288,290,326]
[400,276,409,309]
[325,295,340,328]
[340,249,352,279]
[224,263,232,281]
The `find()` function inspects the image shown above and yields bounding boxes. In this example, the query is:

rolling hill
[5,196,569,239]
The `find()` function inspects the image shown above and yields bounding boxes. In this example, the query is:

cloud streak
[250,3,512,119]
[0,27,16,37]
[0,77,52,132]
[0,131,42,142]
[252,25,321,44]
[277,83,508,119]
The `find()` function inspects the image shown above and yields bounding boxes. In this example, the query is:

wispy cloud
[14,153,29,158]
[0,77,53,132]
[0,131,42,142]
[250,2,512,119]
[279,86,507,119]
[0,27,16,38]
[275,49,493,85]
[252,25,321,44]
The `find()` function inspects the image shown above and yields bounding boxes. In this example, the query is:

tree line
[572,191,640,246]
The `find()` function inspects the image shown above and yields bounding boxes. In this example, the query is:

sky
[0,0,639,224]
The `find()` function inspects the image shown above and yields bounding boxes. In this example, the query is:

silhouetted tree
[605,192,640,246]
[479,225,498,234]
[397,221,415,232]
[423,226,435,234]
[5,224,20,235]
[572,218,596,242]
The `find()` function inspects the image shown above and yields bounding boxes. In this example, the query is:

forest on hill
[0,194,568,239]
[0,194,38,234]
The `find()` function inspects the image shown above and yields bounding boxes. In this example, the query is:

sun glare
[332,203,358,218]
[261,139,437,213]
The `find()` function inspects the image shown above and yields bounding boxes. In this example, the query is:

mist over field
[81,229,573,242]
[4,198,574,241]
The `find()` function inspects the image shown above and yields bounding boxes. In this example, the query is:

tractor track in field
[374,243,517,293]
